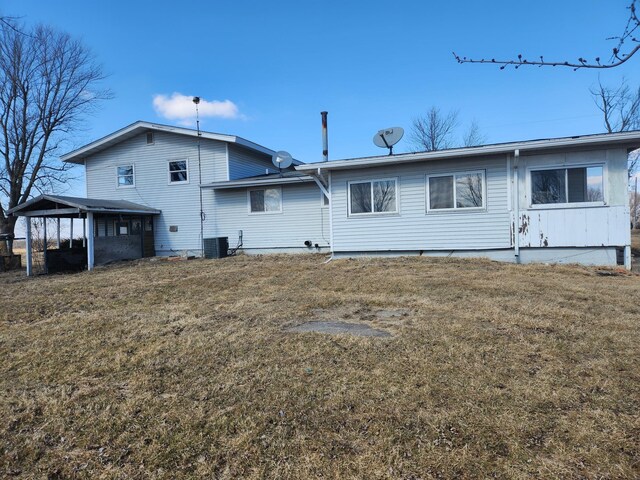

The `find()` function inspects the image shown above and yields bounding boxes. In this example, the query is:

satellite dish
[373,127,404,155]
[272,150,293,170]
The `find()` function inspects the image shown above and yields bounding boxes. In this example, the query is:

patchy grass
[1,255,639,478]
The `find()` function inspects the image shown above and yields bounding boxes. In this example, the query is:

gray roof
[8,194,161,217]
[61,120,302,165]
[202,171,315,190]
[296,130,640,172]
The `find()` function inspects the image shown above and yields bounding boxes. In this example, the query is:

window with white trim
[249,187,282,213]
[531,165,604,205]
[349,179,397,215]
[168,160,188,183]
[117,165,134,187]
[427,171,485,211]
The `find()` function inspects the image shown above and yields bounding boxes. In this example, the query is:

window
[249,187,282,213]
[349,179,397,215]
[427,171,485,211]
[115,220,129,236]
[117,165,134,187]
[146,132,154,144]
[168,160,188,183]
[531,166,604,205]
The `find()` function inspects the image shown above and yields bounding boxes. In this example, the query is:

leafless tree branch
[0,21,112,253]
[453,1,640,70]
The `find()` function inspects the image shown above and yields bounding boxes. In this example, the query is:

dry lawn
[1,255,639,479]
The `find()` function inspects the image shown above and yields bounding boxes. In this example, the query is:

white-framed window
[529,165,604,206]
[248,187,282,213]
[348,178,398,215]
[146,132,154,145]
[426,170,485,211]
[321,191,330,207]
[116,165,135,188]
[168,159,188,184]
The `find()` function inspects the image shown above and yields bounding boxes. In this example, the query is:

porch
[8,195,160,276]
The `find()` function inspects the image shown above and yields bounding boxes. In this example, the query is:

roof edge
[296,130,640,172]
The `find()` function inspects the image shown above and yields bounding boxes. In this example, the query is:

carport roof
[8,195,161,218]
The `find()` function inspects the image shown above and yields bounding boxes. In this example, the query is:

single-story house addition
[8,120,640,273]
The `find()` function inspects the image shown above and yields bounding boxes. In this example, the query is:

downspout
[513,149,520,262]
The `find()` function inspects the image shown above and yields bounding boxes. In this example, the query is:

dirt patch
[287,321,392,337]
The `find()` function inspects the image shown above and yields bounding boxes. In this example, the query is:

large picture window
[168,160,188,183]
[427,171,485,211]
[249,187,282,213]
[531,166,604,205]
[117,165,134,187]
[348,179,397,215]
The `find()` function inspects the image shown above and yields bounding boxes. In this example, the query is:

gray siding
[228,144,279,180]
[330,155,511,252]
[85,131,228,255]
[210,183,330,251]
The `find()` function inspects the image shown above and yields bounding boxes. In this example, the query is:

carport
[8,195,160,275]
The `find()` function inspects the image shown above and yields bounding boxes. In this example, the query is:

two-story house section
[60,121,327,257]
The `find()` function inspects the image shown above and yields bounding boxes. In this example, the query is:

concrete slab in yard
[287,321,392,338]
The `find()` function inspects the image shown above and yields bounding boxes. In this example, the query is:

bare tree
[0,21,111,254]
[591,78,640,176]
[411,107,488,152]
[454,1,639,70]
[463,120,487,147]
[410,107,459,151]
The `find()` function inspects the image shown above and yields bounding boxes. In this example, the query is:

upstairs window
[427,171,485,211]
[117,165,135,187]
[531,166,604,205]
[168,160,188,184]
[146,132,154,144]
[348,179,397,215]
[249,187,282,213]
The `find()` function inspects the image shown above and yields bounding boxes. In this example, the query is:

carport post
[56,218,61,248]
[86,212,94,271]
[25,218,33,276]
[82,218,86,247]
[69,219,73,248]
[43,219,48,273]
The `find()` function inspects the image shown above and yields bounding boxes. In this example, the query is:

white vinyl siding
[228,144,279,180]
[211,183,330,251]
[331,156,510,252]
[85,130,228,255]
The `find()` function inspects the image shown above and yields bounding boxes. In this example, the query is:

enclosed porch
[8,195,160,276]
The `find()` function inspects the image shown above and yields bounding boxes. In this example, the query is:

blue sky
[10,0,638,188]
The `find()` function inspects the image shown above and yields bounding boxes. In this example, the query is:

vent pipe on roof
[321,111,328,162]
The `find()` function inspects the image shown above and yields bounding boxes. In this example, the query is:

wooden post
[86,212,94,271]
[82,217,86,247]
[43,219,48,274]
[56,218,61,249]
[69,219,74,248]
[25,218,32,276]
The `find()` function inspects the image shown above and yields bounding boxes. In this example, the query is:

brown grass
[1,255,639,479]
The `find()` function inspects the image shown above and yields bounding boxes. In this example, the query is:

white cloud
[152,93,242,125]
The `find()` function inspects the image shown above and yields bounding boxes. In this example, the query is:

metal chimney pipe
[321,111,328,162]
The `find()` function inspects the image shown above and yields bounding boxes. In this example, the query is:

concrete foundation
[332,247,622,268]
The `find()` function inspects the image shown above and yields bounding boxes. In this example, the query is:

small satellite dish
[373,127,404,155]
[272,151,293,170]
